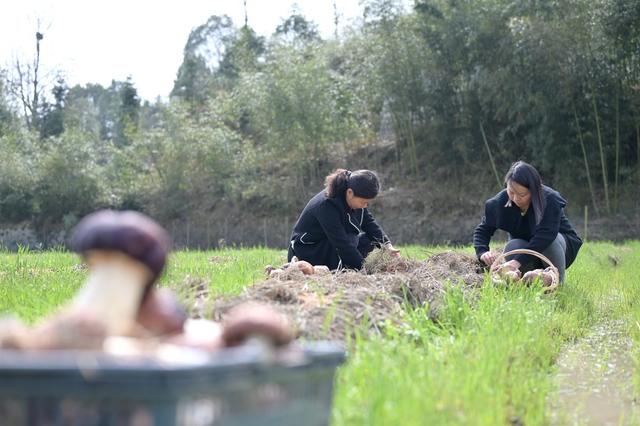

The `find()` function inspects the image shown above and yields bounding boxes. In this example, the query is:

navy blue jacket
[288,191,390,270]
[473,186,582,268]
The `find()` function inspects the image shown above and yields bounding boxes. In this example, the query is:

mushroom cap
[313,265,330,275]
[293,260,314,275]
[136,288,187,336]
[521,269,544,284]
[221,303,294,347]
[502,270,522,281]
[69,210,170,292]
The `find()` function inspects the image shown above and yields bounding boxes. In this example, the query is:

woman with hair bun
[288,168,399,270]
[473,161,583,283]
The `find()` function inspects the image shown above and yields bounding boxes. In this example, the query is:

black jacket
[288,191,390,270]
[473,186,582,268]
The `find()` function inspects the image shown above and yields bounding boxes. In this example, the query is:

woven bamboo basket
[491,248,560,293]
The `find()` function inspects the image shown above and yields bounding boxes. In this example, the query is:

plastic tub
[0,341,345,426]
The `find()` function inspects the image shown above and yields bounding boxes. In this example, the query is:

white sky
[0,0,368,102]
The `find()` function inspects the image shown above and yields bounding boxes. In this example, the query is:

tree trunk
[614,82,620,213]
[573,104,600,217]
[590,87,610,214]
[479,121,501,190]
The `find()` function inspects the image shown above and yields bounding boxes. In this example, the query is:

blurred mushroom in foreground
[0,210,171,351]
[136,287,187,336]
[222,303,294,348]
[69,210,171,336]
[0,210,296,356]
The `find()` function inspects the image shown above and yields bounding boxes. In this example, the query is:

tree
[63,84,103,138]
[32,131,103,227]
[0,133,36,222]
[0,72,16,136]
[171,15,237,106]
[6,31,48,132]
[274,10,321,44]
[116,77,140,146]
[39,77,67,139]
[217,26,266,86]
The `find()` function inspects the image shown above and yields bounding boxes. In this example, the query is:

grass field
[0,241,638,425]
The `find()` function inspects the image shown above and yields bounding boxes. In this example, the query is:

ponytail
[325,168,380,199]
[325,169,351,198]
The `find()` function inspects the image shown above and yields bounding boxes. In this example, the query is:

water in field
[548,319,639,425]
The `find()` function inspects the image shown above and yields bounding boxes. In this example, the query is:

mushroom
[522,268,555,286]
[0,311,106,350]
[286,256,315,275]
[137,304,294,354]
[521,269,544,284]
[136,288,187,336]
[162,318,225,352]
[69,210,170,336]
[221,303,294,348]
[294,260,314,275]
[501,270,522,281]
[268,268,285,279]
[265,265,276,276]
[312,265,330,275]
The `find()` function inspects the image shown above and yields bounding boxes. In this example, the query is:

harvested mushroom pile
[0,210,293,357]
[492,265,557,287]
[209,249,486,341]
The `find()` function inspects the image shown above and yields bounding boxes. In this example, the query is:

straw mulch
[185,249,487,341]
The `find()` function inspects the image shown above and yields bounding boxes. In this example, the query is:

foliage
[0,133,37,221]
[31,131,104,226]
[0,0,639,232]
[332,241,637,425]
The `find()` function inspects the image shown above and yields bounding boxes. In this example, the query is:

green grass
[0,242,638,425]
[163,247,287,295]
[0,247,82,323]
[333,241,639,425]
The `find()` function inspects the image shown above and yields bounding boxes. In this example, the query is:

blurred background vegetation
[1,0,639,248]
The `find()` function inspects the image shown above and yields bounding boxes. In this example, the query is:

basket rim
[491,248,560,292]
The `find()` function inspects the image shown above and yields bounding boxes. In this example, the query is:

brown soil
[177,249,486,341]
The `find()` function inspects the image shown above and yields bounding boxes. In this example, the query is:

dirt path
[548,319,639,425]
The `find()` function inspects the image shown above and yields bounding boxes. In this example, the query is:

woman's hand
[491,259,521,274]
[384,243,401,257]
[480,251,498,266]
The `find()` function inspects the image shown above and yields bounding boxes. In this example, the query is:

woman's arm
[361,209,400,256]
[473,200,498,260]
[315,204,366,269]
[360,209,390,245]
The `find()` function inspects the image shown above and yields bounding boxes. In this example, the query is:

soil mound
[180,250,486,341]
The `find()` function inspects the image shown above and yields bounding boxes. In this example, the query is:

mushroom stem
[72,250,153,336]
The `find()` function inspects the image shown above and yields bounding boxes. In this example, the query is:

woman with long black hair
[288,169,399,270]
[473,161,583,282]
